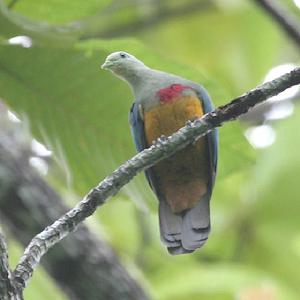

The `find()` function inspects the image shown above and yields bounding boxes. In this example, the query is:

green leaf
[253,107,300,228]
[242,107,300,294]
[142,2,282,95]
[3,0,111,24]
[0,0,80,46]
[150,263,298,300]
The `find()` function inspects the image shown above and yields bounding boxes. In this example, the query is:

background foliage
[0,0,299,299]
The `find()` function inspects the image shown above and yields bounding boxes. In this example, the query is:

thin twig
[13,67,300,290]
[253,0,300,48]
[81,0,214,39]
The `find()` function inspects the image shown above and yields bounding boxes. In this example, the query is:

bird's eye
[120,53,127,58]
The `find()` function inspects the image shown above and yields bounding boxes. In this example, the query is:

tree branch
[13,67,300,290]
[0,232,11,298]
[0,232,22,300]
[80,0,214,39]
[253,0,300,48]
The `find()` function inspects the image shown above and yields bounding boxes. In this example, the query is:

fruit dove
[102,51,218,255]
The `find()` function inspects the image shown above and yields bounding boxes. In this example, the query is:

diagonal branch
[253,0,300,48]
[0,109,149,300]
[13,67,300,290]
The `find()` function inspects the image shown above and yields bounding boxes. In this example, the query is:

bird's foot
[185,120,198,146]
[186,120,194,127]
[153,135,168,147]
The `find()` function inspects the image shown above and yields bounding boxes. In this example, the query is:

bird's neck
[122,67,153,98]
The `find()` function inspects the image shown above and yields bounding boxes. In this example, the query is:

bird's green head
[101,51,147,80]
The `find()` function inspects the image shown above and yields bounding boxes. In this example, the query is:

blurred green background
[0,0,300,299]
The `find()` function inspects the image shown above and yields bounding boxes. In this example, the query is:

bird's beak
[101,60,113,70]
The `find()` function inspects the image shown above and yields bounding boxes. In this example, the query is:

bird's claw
[186,120,194,127]
[153,135,168,146]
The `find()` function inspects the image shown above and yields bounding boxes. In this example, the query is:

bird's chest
[143,85,208,212]
[144,94,204,145]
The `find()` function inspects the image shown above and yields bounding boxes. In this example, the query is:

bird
[102,51,218,255]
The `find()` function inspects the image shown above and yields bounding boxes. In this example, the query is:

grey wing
[193,83,218,191]
[129,102,160,194]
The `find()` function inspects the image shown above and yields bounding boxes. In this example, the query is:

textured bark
[0,113,149,300]
[0,233,22,300]
[12,67,300,290]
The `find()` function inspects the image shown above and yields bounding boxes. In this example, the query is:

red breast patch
[156,84,192,103]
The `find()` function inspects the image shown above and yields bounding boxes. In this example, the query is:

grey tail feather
[159,194,210,255]
[181,194,210,251]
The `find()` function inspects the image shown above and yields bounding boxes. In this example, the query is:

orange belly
[144,95,209,213]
